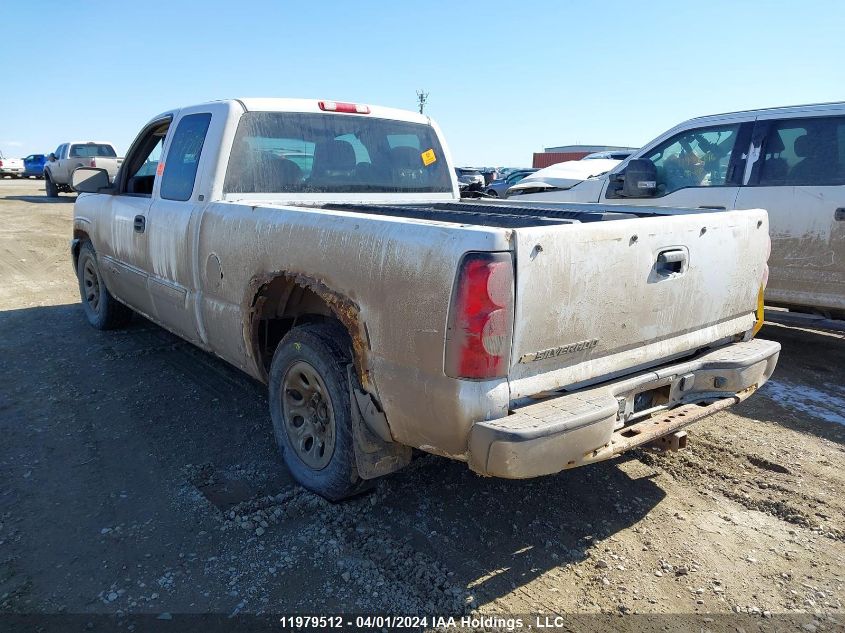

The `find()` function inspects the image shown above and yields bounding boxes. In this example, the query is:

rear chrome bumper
[468,338,780,478]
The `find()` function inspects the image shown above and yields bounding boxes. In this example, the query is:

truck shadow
[0,303,691,611]
[381,452,664,606]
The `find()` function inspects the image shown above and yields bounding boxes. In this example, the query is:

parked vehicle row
[69,97,777,500]
[0,153,54,179]
[506,102,845,318]
[485,168,537,197]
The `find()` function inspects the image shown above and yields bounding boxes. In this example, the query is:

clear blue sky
[2,1,844,166]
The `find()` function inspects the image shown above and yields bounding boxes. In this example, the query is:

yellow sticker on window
[421,148,437,166]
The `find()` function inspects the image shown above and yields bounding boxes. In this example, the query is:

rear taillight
[445,252,514,379]
[318,100,371,114]
[0,161,3,167]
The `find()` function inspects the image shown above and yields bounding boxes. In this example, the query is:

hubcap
[281,360,336,470]
[82,258,101,313]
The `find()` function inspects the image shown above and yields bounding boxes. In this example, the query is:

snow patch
[760,379,845,426]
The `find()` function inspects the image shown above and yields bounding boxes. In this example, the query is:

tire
[44,172,59,197]
[486,189,498,197]
[76,242,133,330]
[268,322,371,501]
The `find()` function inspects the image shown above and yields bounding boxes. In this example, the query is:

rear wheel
[44,172,58,197]
[269,323,371,501]
[486,189,498,197]
[76,242,133,329]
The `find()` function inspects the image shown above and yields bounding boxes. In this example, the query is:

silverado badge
[519,338,599,363]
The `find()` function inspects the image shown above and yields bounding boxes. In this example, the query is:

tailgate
[508,209,769,399]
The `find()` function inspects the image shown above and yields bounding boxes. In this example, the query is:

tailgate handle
[656,249,687,275]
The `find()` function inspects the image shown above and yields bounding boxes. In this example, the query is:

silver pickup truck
[70,98,779,500]
[45,141,123,197]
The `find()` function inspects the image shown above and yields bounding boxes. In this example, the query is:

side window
[642,124,741,195]
[758,116,845,186]
[121,121,170,197]
[134,139,163,177]
[161,113,212,201]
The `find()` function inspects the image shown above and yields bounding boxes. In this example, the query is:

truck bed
[323,200,713,228]
[323,199,769,399]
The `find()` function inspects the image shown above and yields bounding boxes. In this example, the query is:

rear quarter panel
[196,202,511,456]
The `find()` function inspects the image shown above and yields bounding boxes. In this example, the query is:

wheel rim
[280,360,336,470]
[82,257,101,313]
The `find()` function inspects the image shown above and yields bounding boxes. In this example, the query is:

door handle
[836,208,845,221]
[698,205,726,210]
[133,215,146,233]
[655,248,687,275]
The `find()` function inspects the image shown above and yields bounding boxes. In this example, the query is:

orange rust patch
[244,271,371,389]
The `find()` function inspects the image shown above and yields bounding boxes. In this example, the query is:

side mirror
[48,153,57,162]
[72,167,111,193]
[621,159,657,198]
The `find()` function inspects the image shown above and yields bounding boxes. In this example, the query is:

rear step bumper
[468,338,780,478]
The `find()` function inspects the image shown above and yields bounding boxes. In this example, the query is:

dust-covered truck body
[70,98,779,499]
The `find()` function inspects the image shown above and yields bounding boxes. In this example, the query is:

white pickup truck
[45,142,123,197]
[70,98,779,500]
[0,151,25,178]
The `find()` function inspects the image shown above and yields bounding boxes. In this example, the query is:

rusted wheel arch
[245,272,372,390]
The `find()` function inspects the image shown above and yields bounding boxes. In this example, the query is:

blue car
[23,154,47,179]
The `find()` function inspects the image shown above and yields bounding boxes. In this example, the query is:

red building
[532,144,636,169]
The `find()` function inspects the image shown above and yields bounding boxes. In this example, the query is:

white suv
[510,102,845,318]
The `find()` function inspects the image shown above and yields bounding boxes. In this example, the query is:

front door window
[641,124,742,195]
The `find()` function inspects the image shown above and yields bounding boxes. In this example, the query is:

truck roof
[163,98,432,126]
[684,101,845,126]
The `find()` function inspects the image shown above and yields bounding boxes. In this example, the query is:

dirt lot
[1,178,843,630]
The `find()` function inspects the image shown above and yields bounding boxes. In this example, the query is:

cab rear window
[223,112,452,194]
[69,144,117,158]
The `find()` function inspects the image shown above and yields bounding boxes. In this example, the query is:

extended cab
[70,98,779,500]
[45,142,122,196]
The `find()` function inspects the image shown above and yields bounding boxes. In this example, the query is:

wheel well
[71,229,91,269]
[249,275,362,378]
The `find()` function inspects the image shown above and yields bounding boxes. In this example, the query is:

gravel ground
[0,179,843,631]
